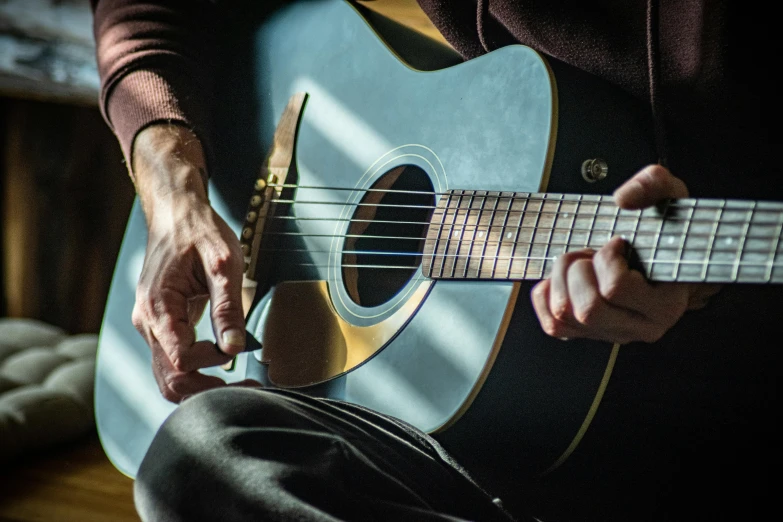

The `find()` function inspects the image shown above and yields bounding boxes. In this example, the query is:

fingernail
[222,328,245,348]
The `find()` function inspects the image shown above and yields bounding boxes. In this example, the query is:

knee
[169,386,309,436]
[134,387,269,520]
[133,388,323,521]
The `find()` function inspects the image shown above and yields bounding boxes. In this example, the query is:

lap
[134,387,522,522]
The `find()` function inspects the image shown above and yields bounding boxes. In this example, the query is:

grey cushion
[0,318,97,463]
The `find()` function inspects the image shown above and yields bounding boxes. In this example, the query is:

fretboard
[420,190,783,284]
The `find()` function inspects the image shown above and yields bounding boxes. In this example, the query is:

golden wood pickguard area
[260,280,432,387]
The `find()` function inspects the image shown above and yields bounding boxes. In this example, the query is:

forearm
[132,124,210,225]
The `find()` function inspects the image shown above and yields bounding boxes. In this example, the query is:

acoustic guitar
[94,0,783,479]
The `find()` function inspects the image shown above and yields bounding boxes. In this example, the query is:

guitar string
[252,256,783,276]
[265,213,782,243]
[257,231,783,258]
[265,199,781,229]
[241,187,782,270]
[269,197,774,216]
[258,246,783,259]
[253,247,783,277]
[267,183,783,209]
[267,213,780,228]
[256,247,783,266]
[266,183,783,212]
[258,216,783,256]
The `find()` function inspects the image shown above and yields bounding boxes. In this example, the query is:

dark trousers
[134,387,527,522]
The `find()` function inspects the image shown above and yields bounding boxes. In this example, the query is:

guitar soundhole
[342,165,434,307]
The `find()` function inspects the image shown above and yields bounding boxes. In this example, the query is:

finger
[530,279,585,340]
[199,236,247,355]
[533,276,659,344]
[187,294,209,327]
[613,164,689,209]
[592,237,656,312]
[593,238,694,336]
[566,258,660,342]
[167,339,237,373]
[549,249,595,325]
[686,283,723,310]
[151,291,217,370]
[134,284,203,374]
[149,337,228,403]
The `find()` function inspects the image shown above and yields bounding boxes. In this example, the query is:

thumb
[613,164,689,210]
[202,244,247,356]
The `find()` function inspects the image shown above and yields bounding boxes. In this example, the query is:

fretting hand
[531,164,722,344]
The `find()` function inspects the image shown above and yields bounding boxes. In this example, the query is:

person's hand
[130,124,259,403]
[531,164,722,344]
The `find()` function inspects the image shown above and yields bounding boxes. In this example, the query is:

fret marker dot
[453,231,460,238]
[667,236,675,245]
[478,231,484,238]
[725,238,734,246]
[506,232,513,239]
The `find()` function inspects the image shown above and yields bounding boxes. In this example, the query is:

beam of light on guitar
[292,76,394,168]
[98,321,176,471]
[291,76,399,280]
[345,282,502,431]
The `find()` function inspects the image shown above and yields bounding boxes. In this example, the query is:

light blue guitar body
[95,0,656,479]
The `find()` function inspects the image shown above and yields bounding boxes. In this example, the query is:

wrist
[131,123,210,221]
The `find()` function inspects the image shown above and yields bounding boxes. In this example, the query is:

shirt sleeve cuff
[104,68,211,177]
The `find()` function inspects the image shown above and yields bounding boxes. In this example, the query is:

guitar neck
[421,190,783,284]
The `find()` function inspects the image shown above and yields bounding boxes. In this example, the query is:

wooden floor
[0,432,138,522]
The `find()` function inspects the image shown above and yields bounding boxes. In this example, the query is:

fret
[608,200,620,241]
[678,200,719,282]
[639,204,665,280]
[465,192,487,278]
[736,202,783,282]
[559,196,581,259]
[697,200,724,282]
[526,195,555,278]
[730,202,754,282]
[436,191,461,278]
[583,196,599,249]
[507,194,528,279]
[473,193,494,278]
[617,208,642,253]
[741,202,783,282]
[540,195,563,278]
[706,201,752,281]
[592,196,622,248]
[423,192,451,278]
[451,191,471,278]
[489,192,512,279]
[454,191,474,278]
[420,205,439,276]
[568,195,601,250]
[672,201,695,282]
[432,191,451,278]
[661,202,694,275]
[516,193,540,279]
[765,204,783,282]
